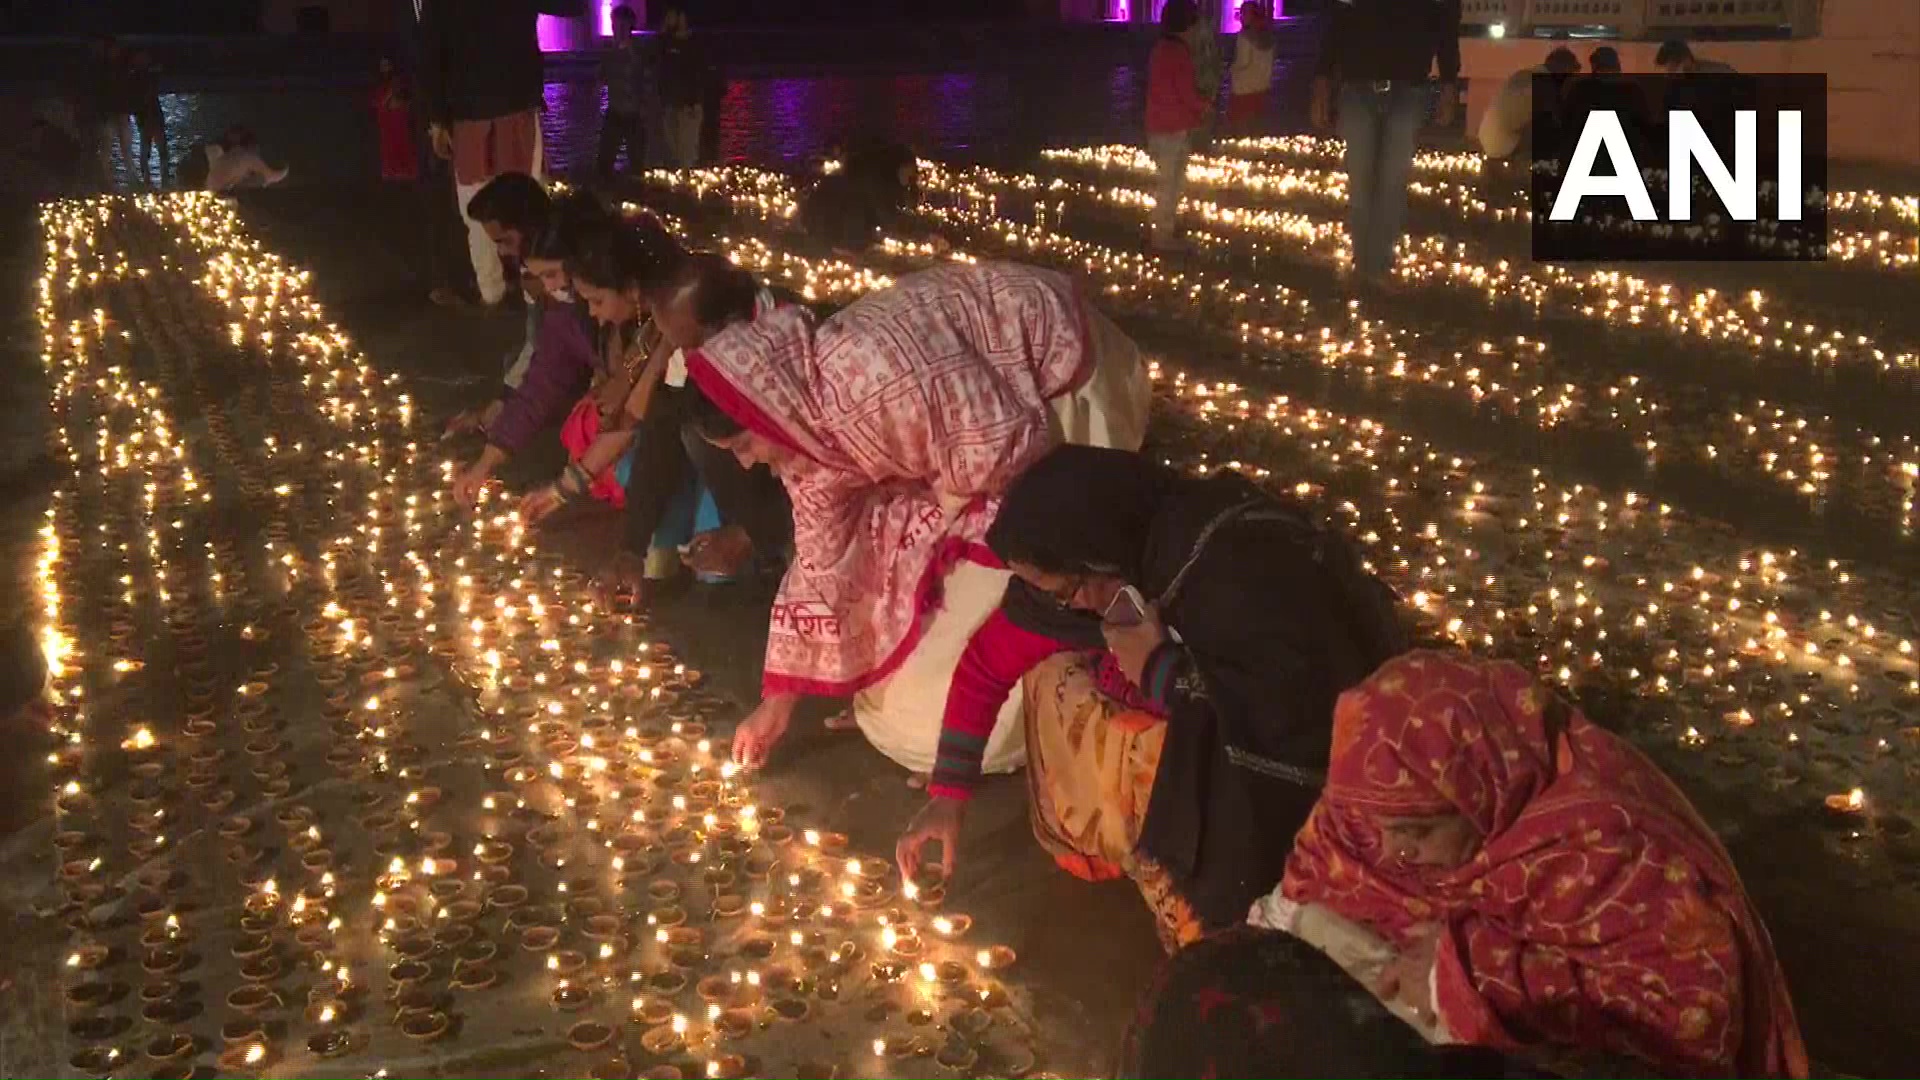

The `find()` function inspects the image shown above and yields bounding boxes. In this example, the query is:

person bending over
[1475,46,1578,163]
[695,263,1152,779]
[1264,651,1808,1077]
[507,216,686,551]
[895,444,1408,949]
[449,181,613,508]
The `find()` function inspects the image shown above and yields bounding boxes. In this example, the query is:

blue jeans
[1336,81,1431,278]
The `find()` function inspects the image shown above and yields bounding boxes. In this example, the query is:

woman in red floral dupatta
[685,261,1149,777]
[1275,650,1808,1078]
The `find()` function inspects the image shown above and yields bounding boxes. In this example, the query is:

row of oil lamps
[37,196,1041,1080]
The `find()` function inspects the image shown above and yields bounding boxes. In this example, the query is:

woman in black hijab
[896,444,1407,948]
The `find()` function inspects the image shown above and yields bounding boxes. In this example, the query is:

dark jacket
[417,0,585,124]
[1121,473,1405,926]
[1313,0,1462,84]
[657,33,710,110]
[986,450,1408,929]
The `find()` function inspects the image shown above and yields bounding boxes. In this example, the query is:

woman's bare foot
[906,772,928,790]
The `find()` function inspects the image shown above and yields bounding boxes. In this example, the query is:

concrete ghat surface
[6,155,1920,1080]
[241,173,1920,1077]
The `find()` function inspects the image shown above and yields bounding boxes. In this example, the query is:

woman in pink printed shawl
[686,261,1151,778]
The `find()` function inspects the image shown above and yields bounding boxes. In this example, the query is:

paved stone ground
[4,153,1920,1079]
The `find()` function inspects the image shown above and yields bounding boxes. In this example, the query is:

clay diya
[715,1008,755,1040]
[69,1047,124,1077]
[308,1030,355,1058]
[401,1010,450,1043]
[551,985,593,1012]
[69,1014,120,1041]
[226,984,279,1014]
[220,1014,266,1045]
[936,1042,980,1073]
[488,883,530,909]
[567,1020,616,1052]
[632,996,675,1027]
[453,963,498,991]
[144,1033,195,1063]
[950,1007,992,1036]
[639,1023,683,1055]
[975,945,1017,971]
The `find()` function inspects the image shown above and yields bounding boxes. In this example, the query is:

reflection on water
[10,57,1313,191]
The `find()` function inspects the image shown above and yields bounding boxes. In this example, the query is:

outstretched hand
[451,462,493,508]
[519,485,564,525]
[896,796,965,884]
[1372,923,1442,1027]
[730,695,798,769]
[1101,602,1168,688]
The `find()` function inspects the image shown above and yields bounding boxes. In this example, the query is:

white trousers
[457,124,544,305]
[850,308,1154,774]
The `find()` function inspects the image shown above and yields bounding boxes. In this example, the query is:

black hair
[1586,46,1620,73]
[1655,39,1693,66]
[564,215,687,294]
[686,387,745,442]
[1160,0,1198,35]
[467,173,552,240]
[1544,46,1582,74]
[219,125,258,150]
[679,255,760,331]
[527,190,615,262]
[611,4,636,23]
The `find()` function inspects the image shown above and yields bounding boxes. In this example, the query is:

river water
[0,24,1328,193]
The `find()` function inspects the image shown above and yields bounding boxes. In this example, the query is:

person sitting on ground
[449,180,613,508]
[1655,39,1746,153]
[700,263,1151,780]
[633,256,800,589]
[198,126,289,192]
[532,243,793,602]
[1655,39,1736,76]
[1475,46,1579,163]
[1264,650,1810,1077]
[1556,46,1656,162]
[795,135,919,255]
[1119,925,1517,1079]
[894,445,1408,949]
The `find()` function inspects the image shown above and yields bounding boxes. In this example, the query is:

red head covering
[1282,650,1808,1078]
[685,262,1093,696]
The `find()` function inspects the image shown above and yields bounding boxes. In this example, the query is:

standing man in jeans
[656,3,710,169]
[1309,0,1461,289]
[418,0,585,308]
